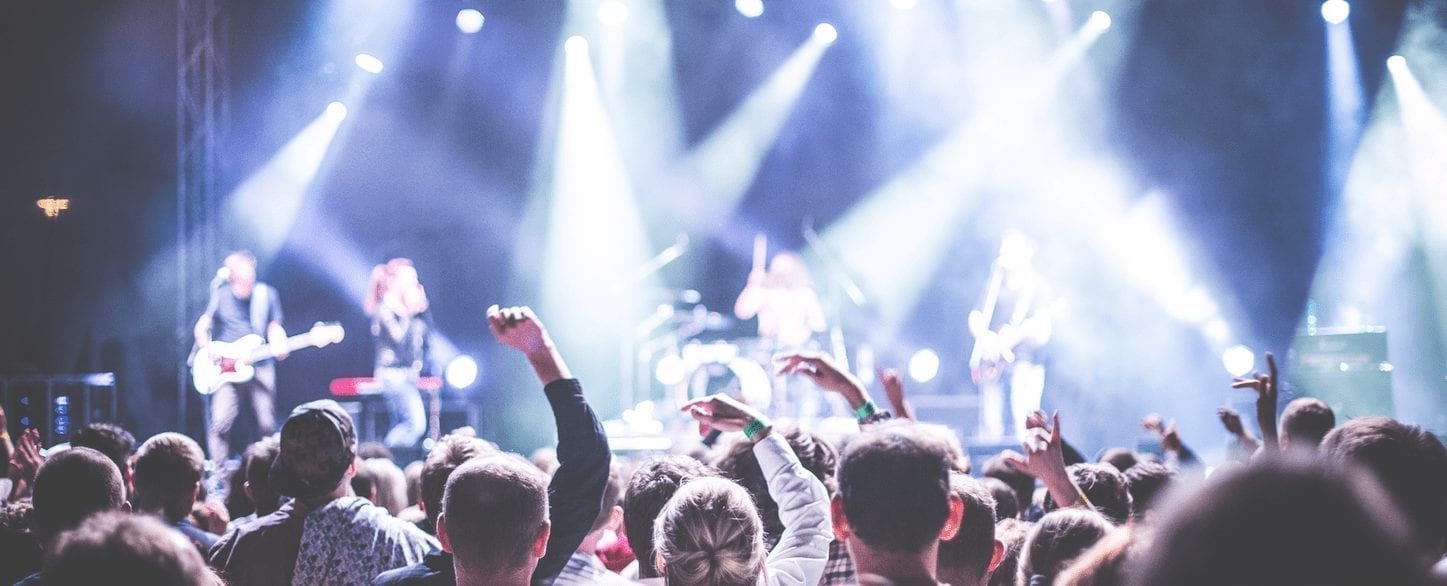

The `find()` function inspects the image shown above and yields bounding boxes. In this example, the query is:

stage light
[455,8,484,34]
[1222,345,1255,377]
[1088,11,1112,31]
[655,354,686,386]
[598,0,629,27]
[446,355,479,389]
[813,23,838,45]
[36,196,70,218]
[735,0,763,18]
[325,101,348,120]
[908,348,941,383]
[354,53,384,74]
[1321,0,1350,25]
[890,0,918,10]
[565,35,589,56]
[1387,54,1407,73]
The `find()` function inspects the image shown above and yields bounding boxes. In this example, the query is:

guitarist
[969,232,1053,441]
[193,250,287,465]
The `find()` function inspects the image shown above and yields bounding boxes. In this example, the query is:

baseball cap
[269,400,357,500]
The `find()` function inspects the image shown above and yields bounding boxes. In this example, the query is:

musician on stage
[735,238,827,418]
[194,250,287,465]
[969,232,1053,441]
[365,258,432,448]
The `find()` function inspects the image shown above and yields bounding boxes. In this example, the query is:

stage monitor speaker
[1288,329,1393,420]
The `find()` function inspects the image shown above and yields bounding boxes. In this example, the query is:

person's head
[357,442,394,462]
[438,456,550,583]
[714,425,837,548]
[980,477,1019,521]
[653,477,765,586]
[1097,448,1137,472]
[42,512,218,585]
[1319,416,1447,554]
[269,400,358,505]
[31,447,127,545]
[404,460,423,509]
[623,455,720,579]
[1044,464,1131,525]
[421,434,497,534]
[0,500,41,583]
[938,474,1003,586]
[224,250,257,295]
[225,455,254,521]
[1019,509,1112,584]
[835,422,963,567]
[132,432,206,523]
[71,422,135,497]
[988,518,1033,586]
[351,461,381,504]
[1122,461,1174,521]
[586,465,625,539]
[1056,525,1143,586]
[767,252,813,288]
[1279,398,1334,452]
[366,458,409,516]
[983,455,1035,518]
[1129,455,1434,585]
[242,436,282,517]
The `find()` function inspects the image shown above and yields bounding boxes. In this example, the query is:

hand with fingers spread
[487,304,571,385]
[11,428,43,484]
[680,394,770,440]
[1216,407,1246,436]
[775,351,870,410]
[1231,352,1279,451]
[1001,412,1087,509]
[877,367,913,420]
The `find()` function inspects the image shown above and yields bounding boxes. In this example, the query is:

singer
[365,258,432,448]
[193,250,287,465]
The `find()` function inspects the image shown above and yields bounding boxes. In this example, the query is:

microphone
[211,267,230,288]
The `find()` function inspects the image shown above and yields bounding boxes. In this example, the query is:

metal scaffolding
[176,0,227,429]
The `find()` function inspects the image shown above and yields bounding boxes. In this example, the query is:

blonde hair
[653,477,765,586]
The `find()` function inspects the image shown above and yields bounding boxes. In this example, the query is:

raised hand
[680,394,768,437]
[1001,411,1086,509]
[878,367,913,420]
[1216,407,1246,435]
[1231,352,1279,450]
[11,428,43,484]
[775,351,869,409]
[1024,409,1050,432]
[487,304,570,384]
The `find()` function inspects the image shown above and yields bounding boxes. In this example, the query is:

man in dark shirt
[374,305,611,585]
[193,250,287,465]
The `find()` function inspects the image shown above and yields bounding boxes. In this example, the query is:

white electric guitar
[192,322,345,395]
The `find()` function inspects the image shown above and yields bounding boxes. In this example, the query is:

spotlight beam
[226,103,348,261]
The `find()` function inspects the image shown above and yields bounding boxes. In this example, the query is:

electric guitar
[192,322,345,395]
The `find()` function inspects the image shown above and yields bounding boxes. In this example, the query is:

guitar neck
[251,333,320,361]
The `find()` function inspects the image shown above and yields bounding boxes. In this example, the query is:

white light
[325,101,348,120]
[735,0,764,18]
[565,35,589,56]
[456,8,484,34]
[813,23,838,45]
[1321,0,1350,25]
[908,348,941,384]
[1088,11,1112,31]
[354,53,384,74]
[446,355,479,389]
[1222,345,1255,378]
[890,0,918,9]
[1387,55,1407,73]
[655,355,686,386]
[598,0,629,27]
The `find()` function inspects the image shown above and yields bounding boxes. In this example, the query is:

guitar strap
[250,283,272,336]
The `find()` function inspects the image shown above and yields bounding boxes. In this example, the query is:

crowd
[2,305,1446,585]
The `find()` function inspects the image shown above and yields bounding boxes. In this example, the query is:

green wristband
[853,401,878,421]
[743,418,769,441]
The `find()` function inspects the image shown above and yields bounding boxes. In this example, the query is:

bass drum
[671,340,773,412]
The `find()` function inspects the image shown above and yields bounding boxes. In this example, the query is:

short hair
[988,518,1033,586]
[1319,417,1447,553]
[1123,461,1174,520]
[623,455,720,578]
[981,477,1020,521]
[43,512,217,585]
[71,423,135,486]
[367,458,409,516]
[31,447,126,544]
[1097,448,1137,472]
[589,465,625,533]
[983,455,1035,518]
[1279,398,1334,451]
[653,477,765,586]
[421,435,497,532]
[243,436,282,516]
[1019,509,1111,584]
[133,433,207,522]
[1044,464,1132,525]
[938,473,998,584]
[1130,455,1433,585]
[358,441,395,462]
[713,425,837,548]
[837,422,954,553]
[442,456,549,571]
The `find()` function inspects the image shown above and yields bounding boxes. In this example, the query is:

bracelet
[743,418,769,441]
[853,401,878,421]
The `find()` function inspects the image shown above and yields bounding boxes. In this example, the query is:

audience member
[374,434,496,584]
[0,499,41,584]
[367,458,409,516]
[1278,398,1334,452]
[1128,455,1435,585]
[224,453,254,522]
[621,455,719,583]
[133,432,220,553]
[547,465,630,585]
[70,422,135,499]
[980,477,1020,521]
[438,456,552,586]
[1319,416,1447,556]
[399,460,426,526]
[1043,464,1131,525]
[234,436,281,528]
[1121,461,1173,521]
[937,473,1003,586]
[983,455,1035,520]
[1055,525,1143,586]
[43,512,221,585]
[18,447,128,585]
[1018,509,1111,585]
[1096,448,1136,473]
[208,400,437,585]
[714,424,838,549]
[988,518,1032,586]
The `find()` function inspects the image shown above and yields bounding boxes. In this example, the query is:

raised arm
[1001,412,1090,510]
[1231,352,1279,453]
[487,305,610,583]
[776,351,892,427]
